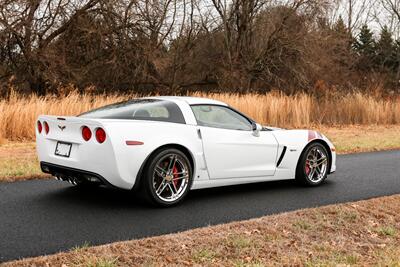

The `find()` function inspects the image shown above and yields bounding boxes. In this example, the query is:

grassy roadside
[1,125,400,182]
[317,124,400,154]
[0,142,48,182]
[3,194,400,266]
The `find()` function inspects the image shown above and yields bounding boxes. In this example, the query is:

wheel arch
[132,143,195,191]
[297,139,333,175]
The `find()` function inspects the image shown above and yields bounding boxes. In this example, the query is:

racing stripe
[308,130,316,141]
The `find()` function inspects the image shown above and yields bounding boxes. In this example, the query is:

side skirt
[191,172,294,190]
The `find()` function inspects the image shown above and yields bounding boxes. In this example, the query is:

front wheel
[296,143,330,186]
[141,148,192,207]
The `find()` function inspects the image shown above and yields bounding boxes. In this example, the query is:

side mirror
[252,122,262,137]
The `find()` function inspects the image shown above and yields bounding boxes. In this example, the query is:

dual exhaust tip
[54,175,78,185]
[54,174,100,185]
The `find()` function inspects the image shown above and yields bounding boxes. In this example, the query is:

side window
[191,105,252,131]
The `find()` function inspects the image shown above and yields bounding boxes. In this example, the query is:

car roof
[149,96,228,106]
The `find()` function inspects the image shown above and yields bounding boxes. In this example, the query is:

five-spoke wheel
[296,143,330,186]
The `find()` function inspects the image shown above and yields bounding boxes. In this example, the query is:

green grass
[0,158,42,180]
[70,241,91,252]
[228,235,253,249]
[320,125,400,154]
[234,260,265,267]
[192,248,217,263]
[85,258,117,267]
[377,226,397,237]
[293,219,312,230]
[335,136,400,153]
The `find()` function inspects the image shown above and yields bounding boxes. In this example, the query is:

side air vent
[276,146,287,167]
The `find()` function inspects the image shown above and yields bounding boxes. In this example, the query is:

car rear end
[36,115,132,189]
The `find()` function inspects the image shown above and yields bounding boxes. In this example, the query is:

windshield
[79,99,186,124]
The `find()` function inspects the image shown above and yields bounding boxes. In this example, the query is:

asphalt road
[1,150,400,262]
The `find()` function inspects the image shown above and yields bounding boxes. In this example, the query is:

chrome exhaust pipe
[68,177,77,185]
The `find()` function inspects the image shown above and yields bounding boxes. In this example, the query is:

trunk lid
[37,115,103,144]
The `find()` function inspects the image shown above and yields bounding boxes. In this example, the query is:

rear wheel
[141,148,192,207]
[296,143,329,186]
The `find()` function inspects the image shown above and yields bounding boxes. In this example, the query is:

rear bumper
[36,133,135,189]
[41,162,117,188]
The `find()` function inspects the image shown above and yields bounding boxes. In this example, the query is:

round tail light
[37,121,42,133]
[44,121,49,134]
[82,126,92,141]
[95,128,106,143]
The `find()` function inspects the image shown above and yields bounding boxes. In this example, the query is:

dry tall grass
[0,90,399,141]
[197,92,400,126]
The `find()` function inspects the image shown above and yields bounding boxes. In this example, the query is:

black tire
[295,142,330,186]
[140,148,193,207]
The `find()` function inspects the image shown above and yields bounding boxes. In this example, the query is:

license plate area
[55,142,72,158]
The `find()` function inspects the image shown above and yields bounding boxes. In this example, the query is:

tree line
[0,0,399,95]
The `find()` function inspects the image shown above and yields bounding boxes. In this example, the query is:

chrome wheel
[304,146,328,183]
[152,153,190,203]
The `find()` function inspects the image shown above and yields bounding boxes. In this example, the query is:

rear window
[79,99,186,124]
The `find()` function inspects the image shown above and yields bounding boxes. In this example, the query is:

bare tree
[0,0,100,93]
[0,0,398,94]
[329,0,374,34]
[378,0,400,37]
[207,0,331,91]
[210,0,266,66]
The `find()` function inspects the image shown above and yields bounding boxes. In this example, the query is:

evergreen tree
[331,16,353,68]
[334,16,349,38]
[354,25,375,55]
[396,39,400,56]
[353,24,376,70]
[376,25,395,70]
[394,39,400,78]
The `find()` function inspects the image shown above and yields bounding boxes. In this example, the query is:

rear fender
[100,121,205,189]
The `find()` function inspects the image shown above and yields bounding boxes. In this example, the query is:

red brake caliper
[305,160,310,175]
[173,165,179,188]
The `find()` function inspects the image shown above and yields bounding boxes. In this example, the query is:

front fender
[272,129,336,177]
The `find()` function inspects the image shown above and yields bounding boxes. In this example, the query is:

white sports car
[36,96,336,206]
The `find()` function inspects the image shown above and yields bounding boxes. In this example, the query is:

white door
[191,105,279,179]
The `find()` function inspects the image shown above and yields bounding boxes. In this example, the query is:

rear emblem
[58,125,66,131]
